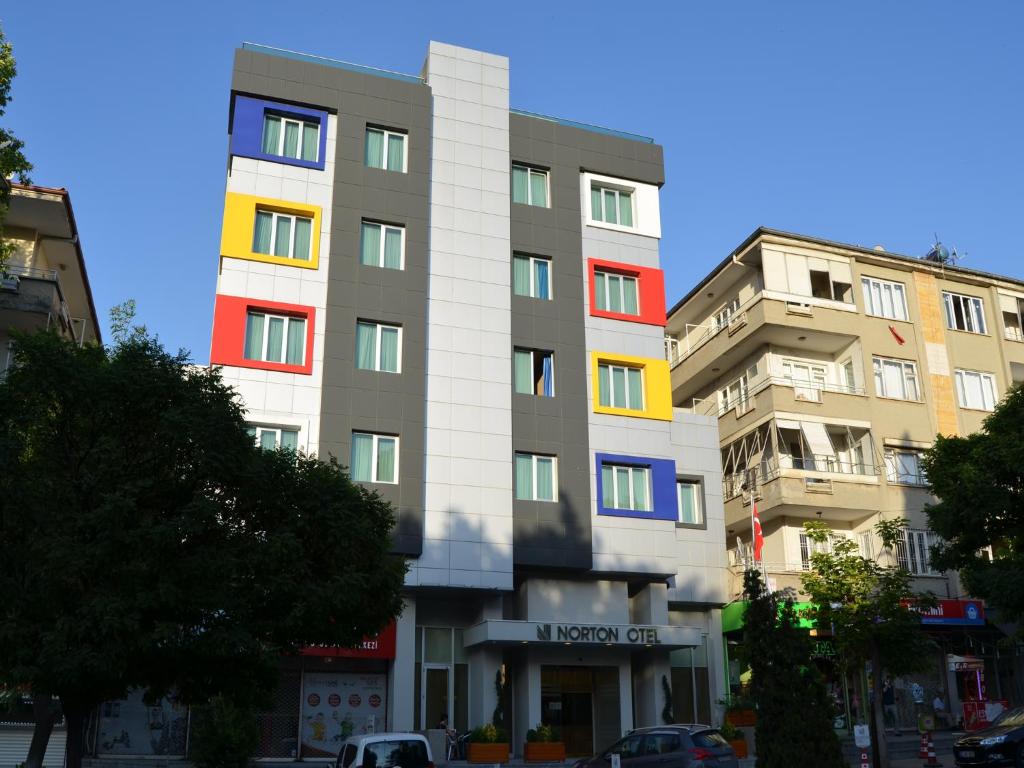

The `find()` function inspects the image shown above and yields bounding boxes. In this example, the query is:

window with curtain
[365,127,407,172]
[261,113,319,162]
[590,183,634,227]
[514,453,557,501]
[246,424,299,452]
[943,291,987,334]
[351,432,399,484]
[895,529,941,576]
[360,221,404,269]
[872,356,919,400]
[253,210,312,261]
[598,363,644,410]
[954,368,998,411]
[243,312,306,365]
[355,321,401,373]
[594,270,639,314]
[884,448,927,485]
[861,276,908,321]
[601,463,650,511]
[511,164,548,207]
[676,480,703,525]
[513,348,554,396]
[512,253,551,299]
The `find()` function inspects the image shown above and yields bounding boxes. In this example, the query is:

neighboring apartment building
[82,42,729,761]
[665,226,1024,725]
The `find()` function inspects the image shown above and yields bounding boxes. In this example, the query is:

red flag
[888,325,906,345]
[752,503,765,562]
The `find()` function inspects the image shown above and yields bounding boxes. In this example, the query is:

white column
[389,597,417,731]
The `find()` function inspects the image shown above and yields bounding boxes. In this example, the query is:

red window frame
[587,258,666,326]
[210,294,316,375]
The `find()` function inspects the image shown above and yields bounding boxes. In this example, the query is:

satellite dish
[924,234,964,265]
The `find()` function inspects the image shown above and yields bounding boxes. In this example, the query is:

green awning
[721,600,820,634]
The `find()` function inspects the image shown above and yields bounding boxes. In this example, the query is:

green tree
[742,569,845,768]
[0,326,406,768]
[0,22,34,270]
[924,383,1024,622]
[800,520,934,768]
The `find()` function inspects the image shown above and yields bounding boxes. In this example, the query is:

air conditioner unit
[0,275,20,293]
[727,312,748,335]
[786,302,813,316]
[805,477,834,494]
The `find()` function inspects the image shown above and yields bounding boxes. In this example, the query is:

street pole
[870,639,890,768]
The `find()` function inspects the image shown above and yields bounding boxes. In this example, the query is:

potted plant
[723,694,756,727]
[524,723,565,763]
[466,724,509,764]
[719,721,747,759]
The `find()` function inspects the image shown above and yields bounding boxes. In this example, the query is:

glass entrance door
[424,666,450,731]
[542,666,619,757]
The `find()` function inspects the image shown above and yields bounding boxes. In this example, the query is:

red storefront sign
[300,622,397,659]
[900,599,985,626]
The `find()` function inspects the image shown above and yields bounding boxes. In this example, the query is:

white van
[335,733,434,768]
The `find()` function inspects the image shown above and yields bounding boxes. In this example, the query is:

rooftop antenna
[924,233,965,265]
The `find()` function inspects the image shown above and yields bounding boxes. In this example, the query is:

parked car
[336,733,434,768]
[954,707,1024,766]
[574,725,738,768]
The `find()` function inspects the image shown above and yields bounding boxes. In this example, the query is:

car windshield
[363,741,430,768]
[992,708,1024,728]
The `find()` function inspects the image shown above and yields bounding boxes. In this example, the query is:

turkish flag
[888,325,906,345]
[753,503,765,562]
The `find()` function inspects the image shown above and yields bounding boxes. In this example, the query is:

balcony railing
[684,375,865,417]
[724,454,880,500]
[0,263,75,338]
[667,295,762,367]
[1005,326,1024,343]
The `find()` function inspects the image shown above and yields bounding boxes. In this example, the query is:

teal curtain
[384,227,402,269]
[351,433,373,481]
[244,313,264,360]
[612,366,626,408]
[627,367,643,409]
[280,429,299,452]
[252,212,273,254]
[273,216,292,257]
[615,467,631,508]
[678,483,697,524]
[514,350,533,394]
[601,465,614,507]
[245,425,257,442]
[283,121,300,158]
[514,454,533,500]
[365,129,384,168]
[356,322,377,370]
[622,277,638,315]
[301,122,318,161]
[261,115,281,154]
[529,169,546,207]
[513,255,530,296]
[259,430,277,450]
[618,191,633,226]
[386,133,404,171]
[512,166,528,204]
[591,187,602,221]
[534,259,549,299]
[607,275,622,313]
[265,317,285,362]
[594,272,607,310]
[380,327,399,372]
[604,190,618,224]
[292,217,312,261]
[535,457,554,501]
[632,469,648,511]
[376,437,396,482]
[598,364,611,407]
[361,222,381,266]
[285,318,305,365]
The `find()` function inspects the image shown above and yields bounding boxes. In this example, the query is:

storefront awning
[463,619,701,650]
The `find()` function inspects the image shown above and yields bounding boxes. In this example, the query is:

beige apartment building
[665,227,1024,723]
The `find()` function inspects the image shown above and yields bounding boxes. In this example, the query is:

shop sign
[301,622,397,659]
[535,623,661,644]
[464,619,700,649]
[947,654,985,672]
[901,599,985,626]
[811,640,836,660]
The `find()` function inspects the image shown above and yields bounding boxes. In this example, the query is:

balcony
[0,264,78,340]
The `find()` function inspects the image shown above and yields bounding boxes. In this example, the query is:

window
[243,312,306,365]
[872,356,920,401]
[597,363,643,410]
[781,360,826,401]
[356,321,401,373]
[862,277,908,321]
[811,269,853,303]
[601,463,650,511]
[798,531,849,570]
[841,359,856,390]
[363,741,430,768]
[365,127,406,172]
[676,480,703,525]
[261,113,319,162]
[514,453,557,501]
[360,221,404,269]
[351,432,398,484]
[718,375,748,413]
[511,164,548,207]
[514,348,554,396]
[513,253,551,299]
[885,448,927,486]
[590,183,633,227]
[247,424,299,452]
[253,211,312,261]
[858,531,874,560]
[896,529,940,576]
[955,369,997,411]
[594,270,639,315]
[943,291,987,334]
[1001,295,1024,342]
[713,298,740,331]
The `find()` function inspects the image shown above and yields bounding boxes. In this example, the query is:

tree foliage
[924,383,1024,624]
[0,327,406,768]
[742,570,845,768]
[0,22,34,268]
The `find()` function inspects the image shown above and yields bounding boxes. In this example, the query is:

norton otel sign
[462,619,699,649]
[536,623,661,644]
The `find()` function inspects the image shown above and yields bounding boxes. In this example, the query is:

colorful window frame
[221,192,322,270]
[587,259,666,326]
[590,352,672,420]
[230,95,328,171]
[595,453,677,521]
[210,294,315,375]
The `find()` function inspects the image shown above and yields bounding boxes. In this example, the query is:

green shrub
[469,723,508,743]
[189,696,260,768]
[719,721,742,741]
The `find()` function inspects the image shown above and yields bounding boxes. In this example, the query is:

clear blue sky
[6,2,1022,359]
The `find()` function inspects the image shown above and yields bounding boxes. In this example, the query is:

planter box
[524,742,566,762]
[725,709,756,727]
[467,743,510,764]
[729,739,748,758]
